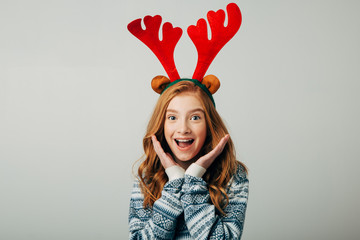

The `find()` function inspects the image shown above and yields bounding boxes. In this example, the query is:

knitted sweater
[128,164,249,239]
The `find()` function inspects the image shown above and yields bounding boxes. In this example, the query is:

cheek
[164,122,173,141]
[196,124,207,143]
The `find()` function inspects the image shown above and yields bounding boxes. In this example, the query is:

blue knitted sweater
[128,165,249,239]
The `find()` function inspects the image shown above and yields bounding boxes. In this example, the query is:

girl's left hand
[195,134,230,169]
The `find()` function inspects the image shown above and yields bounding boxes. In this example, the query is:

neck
[175,159,195,170]
[173,152,202,170]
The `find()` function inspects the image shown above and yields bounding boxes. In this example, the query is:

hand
[195,134,230,169]
[151,135,178,169]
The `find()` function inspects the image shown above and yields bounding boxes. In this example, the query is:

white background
[1,0,359,239]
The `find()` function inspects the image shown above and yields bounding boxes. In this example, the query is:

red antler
[188,3,242,81]
[127,15,182,82]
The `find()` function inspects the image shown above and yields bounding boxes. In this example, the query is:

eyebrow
[166,108,205,114]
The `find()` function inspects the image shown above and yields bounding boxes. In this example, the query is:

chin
[174,154,197,162]
[171,147,203,163]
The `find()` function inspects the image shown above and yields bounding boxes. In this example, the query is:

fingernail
[225,135,230,141]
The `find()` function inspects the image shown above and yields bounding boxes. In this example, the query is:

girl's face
[164,92,207,168]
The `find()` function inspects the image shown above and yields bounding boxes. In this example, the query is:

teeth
[176,139,193,142]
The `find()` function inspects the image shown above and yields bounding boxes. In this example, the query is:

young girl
[127,3,249,239]
[128,81,249,239]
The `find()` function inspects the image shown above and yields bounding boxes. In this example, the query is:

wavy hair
[136,80,247,215]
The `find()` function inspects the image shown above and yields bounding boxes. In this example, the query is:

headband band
[162,79,216,107]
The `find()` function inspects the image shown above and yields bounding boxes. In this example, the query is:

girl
[128,80,249,239]
[127,3,249,239]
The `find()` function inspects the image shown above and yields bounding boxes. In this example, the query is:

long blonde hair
[137,80,247,215]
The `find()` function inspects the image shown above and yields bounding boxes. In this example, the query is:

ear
[151,75,171,94]
[202,75,220,94]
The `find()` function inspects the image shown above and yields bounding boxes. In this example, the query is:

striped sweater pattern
[128,165,249,239]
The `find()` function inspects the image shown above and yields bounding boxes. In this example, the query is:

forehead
[167,93,204,112]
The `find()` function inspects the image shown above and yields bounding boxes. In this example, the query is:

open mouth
[175,139,194,148]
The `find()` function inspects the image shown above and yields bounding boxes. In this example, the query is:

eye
[191,115,201,120]
[168,116,176,120]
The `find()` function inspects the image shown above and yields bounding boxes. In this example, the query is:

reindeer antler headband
[127,3,242,106]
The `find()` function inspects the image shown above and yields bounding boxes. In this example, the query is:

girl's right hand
[151,135,178,169]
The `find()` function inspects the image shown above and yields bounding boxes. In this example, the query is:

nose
[177,118,191,134]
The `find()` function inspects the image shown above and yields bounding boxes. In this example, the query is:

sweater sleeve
[129,177,184,240]
[180,165,249,240]
[165,165,185,181]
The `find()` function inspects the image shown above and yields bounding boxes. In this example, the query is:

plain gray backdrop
[1,0,359,239]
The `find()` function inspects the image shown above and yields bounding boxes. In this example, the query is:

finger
[196,134,230,169]
[151,135,159,153]
[210,134,229,155]
[219,134,230,152]
[151,135,166,157]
